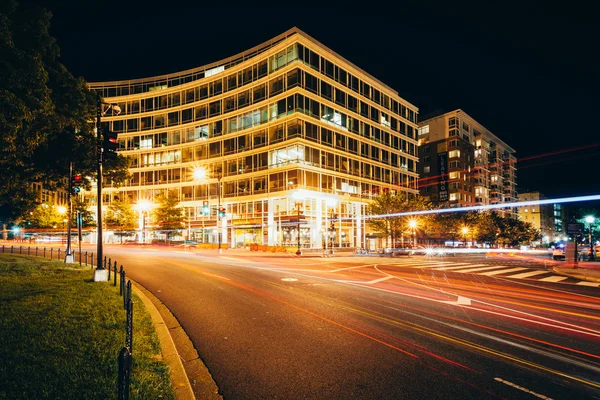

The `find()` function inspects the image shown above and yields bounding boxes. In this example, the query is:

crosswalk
[386,259,600,287]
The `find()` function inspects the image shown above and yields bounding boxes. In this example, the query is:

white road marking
[494,377,552,399]
[479,267,527,276]
[539,276,569,283]
[448,265,501,273]
[281,278,298,282]
[431,264,483,271]
[329,264,375,273]
[576,281,600,287]
[506,270,549,279]
[365,276,394,284]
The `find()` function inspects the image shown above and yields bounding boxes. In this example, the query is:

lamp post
[585,215,595,261]
[95,94,121,279]
[194,166,223,253]
[408,219,417,247]
[295,201,302,256]
[136,200,151,244]
[461,226,469,247]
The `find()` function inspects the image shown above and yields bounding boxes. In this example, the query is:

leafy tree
[72,196,95,228]
[368,191,436,247]
[152,191,184,239]
[22,204,65,229]
[0,2,129,223]
[105,196,136,230]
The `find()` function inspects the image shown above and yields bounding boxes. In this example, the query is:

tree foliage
[152,191,184,238]
[105,195,136,230]
[0,1,129,223]
[367,191,436,247]
[22,203,66,229]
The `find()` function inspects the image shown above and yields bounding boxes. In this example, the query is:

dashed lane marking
[576,281,600,287]
[453,265,511,273]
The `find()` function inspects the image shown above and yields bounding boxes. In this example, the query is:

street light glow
[585,215,595,224]
[461,227,469,235]
[136,199,152,211]
[57,206,67,214]
[193,167,207,181]
[408,219,417,229]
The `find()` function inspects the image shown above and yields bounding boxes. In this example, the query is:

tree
[72,196,95,228]
[0,2,129,223]
[368,191,436,248]
[22,203,65,229]
[105,196,136,231]
[152,191,184,240]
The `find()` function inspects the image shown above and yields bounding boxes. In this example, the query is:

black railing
[0,245,133,399]
[0,245,94,268]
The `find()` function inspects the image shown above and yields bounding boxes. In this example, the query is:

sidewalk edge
[131,281,196,400]
[552,267,600,283]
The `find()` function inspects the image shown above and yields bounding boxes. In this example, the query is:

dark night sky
[21,0,600,200]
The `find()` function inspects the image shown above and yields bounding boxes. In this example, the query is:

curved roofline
[88,27,417,109]
[89,27,300,88]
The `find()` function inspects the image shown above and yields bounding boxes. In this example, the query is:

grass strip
[0,254,175,400]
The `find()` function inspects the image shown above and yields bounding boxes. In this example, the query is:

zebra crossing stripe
[506,270,550,279]
[480,267,527,276]
[539,276,568,283]
[576,281,600,287]
[454,265,511,273]
[431,264,484,271]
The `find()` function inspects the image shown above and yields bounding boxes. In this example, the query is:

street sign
[567,223,584,235]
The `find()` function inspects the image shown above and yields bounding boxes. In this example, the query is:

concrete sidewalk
[553,261,600,283]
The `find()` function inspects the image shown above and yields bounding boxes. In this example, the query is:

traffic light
[103,129,119,161]
[71,174,83,194]
[218,207,226,218]
[202,201,210,216]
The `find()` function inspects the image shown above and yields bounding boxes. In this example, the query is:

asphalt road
[105,247,600,400]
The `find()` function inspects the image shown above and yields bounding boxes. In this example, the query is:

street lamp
[461,226,469,247]
[57,206,67,245]
[292,191,305,256]
[194,166,223,253]
[585,215,595,261]
[408,219,417,248]
[95,94,121,280]
[135,200,152,244]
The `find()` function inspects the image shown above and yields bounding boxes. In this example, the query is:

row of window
[123,118,417,171]
[105,68,417,145]
[96,43,417,125]
[122,167,416,197]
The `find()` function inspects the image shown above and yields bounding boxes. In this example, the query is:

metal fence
[1,245,134,400]
[0,244,95,268]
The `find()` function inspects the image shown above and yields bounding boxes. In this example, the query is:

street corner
[552,266,600,283]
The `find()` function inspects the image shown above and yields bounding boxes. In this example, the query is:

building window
[419,125,429,135]
[449,172,459,180]
[424,166,430,173]
[449,193,459,201]
[449,117,457,128]
[449,150,460,158]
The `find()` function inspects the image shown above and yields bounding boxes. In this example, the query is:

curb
[552,267,600,283]
[131,281,197,400]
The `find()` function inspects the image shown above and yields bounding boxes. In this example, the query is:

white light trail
[359,194,600,220]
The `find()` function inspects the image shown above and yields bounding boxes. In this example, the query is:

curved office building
[89,27,419,250]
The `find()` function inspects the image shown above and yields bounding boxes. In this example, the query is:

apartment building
[418,109,517,213]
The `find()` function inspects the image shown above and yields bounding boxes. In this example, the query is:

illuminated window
[449,150,460,158]
[449,172,459,179]
[424,166,430,173]
[419,125,429,135]
[449,193,459,201]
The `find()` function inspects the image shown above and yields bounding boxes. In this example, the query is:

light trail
[359,193,600,220]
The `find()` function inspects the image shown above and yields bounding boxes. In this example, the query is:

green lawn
[0,254,175,400]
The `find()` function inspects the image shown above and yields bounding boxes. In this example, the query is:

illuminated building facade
[418,109,517,214]
[88,28,419,249]
[517,192,554,239]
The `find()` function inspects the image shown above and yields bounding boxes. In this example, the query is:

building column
[267,197,276,245]
[355,202,362,249]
